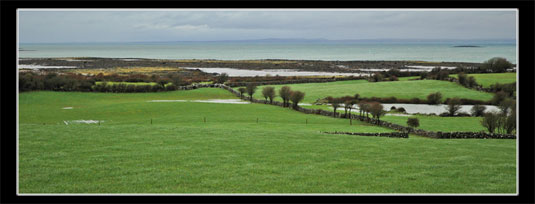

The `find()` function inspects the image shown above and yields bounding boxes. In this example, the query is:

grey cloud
[19,10,516,43]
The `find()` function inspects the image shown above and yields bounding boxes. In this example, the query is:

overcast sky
[18,9,517,43]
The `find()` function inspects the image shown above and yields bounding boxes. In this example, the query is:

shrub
[504,110,516,134]
[457,72,467,86]
[215,73,229,84]
[481,111,500,133]
[481,57,513,73]
[467,76,477,88]
[289,91,305,109]
[471,105,487,117]
[427,92,442,104]
[491,91,508,105]
[410,98,421,104]
[407,117,420,129]
[445,97,462,116]
[498,98,515,116]
[369,72,384,82]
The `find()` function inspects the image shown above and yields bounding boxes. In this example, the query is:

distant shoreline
[17,57,484,73]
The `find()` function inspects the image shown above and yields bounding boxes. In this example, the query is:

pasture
[450,73,517,87]
[18,88,515,193]
[240,79,495,104]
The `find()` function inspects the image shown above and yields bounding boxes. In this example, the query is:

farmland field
[239,79,495,104]
[307,104,489,133]
[450,73,517,88]
[18,88,516,193]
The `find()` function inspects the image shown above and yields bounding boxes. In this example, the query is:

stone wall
[322,131,409,138]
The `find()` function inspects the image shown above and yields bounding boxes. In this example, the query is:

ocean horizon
[18,40,517,63]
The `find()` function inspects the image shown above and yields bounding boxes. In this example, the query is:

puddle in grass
[64,120,102,125]
[62,107,73,109]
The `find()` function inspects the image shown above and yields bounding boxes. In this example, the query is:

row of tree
[236,84,306,109]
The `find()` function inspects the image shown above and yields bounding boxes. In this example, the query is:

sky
[18,9,517,43]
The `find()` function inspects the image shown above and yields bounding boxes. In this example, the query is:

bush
[471,105,486,117]
[427,92,443,104]
[481,111,500,133]
[407,117,420,129]
[491,91,508,105]
[467,76,477,88]
[457,72,467,86]
[481,57,513,73]
[215,73,229,84]
[289,91,305,109]
[445,97,462,116]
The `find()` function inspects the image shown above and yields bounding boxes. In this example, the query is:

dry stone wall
[322,131,409,138]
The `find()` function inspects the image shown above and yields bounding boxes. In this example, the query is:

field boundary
[211,83,515,139]
[322,131,408,138]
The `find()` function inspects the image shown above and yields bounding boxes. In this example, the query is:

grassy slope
[19,89,515,193]
[450,73,517,88]
[240,79,494,104]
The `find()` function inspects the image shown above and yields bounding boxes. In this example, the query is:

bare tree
[279,86,292,107]
[358,101,371,118]
[245,83,257,101]
[289,91,305,109]
[446,97,462,116]
[481,111,500,133]
[262,86,276,104]
[327,96,341,118]
[369,102,385,123]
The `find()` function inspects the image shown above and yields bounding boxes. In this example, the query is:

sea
[18,40,517,63]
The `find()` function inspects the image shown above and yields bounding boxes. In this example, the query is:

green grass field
[18,89,515,193]
[239,79,494,104]
[306,104,489,133]
[450,73,517,88]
